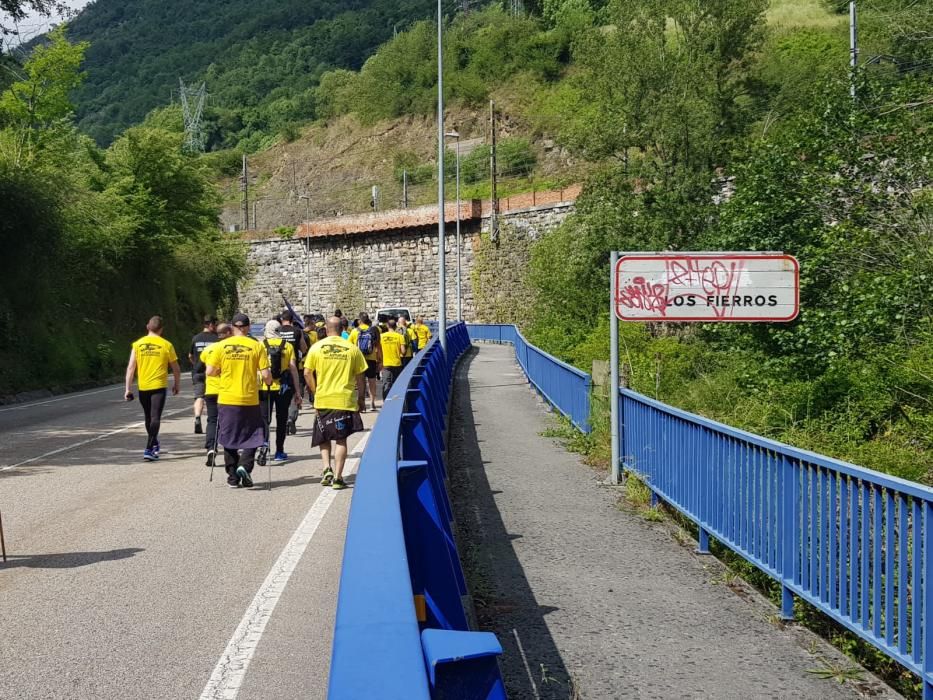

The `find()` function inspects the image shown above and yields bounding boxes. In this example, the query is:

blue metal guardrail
[329,322,506,700]
[619,388,933,698]
[465,324,592,433]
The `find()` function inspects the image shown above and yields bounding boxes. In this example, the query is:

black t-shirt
[278,325,303,360]
[189,331,218,378]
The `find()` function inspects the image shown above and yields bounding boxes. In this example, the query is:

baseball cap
[232,313,250,327]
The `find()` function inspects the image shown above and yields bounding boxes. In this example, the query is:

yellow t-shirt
[200,343,223,396]
[205,335,269,406]
[132,335,178,391]
[305,336,368,412]
[380,330,405,368]
[400,326,416,357]
[348,324,380,361]
[258,338,295,392]
[413,323,431,349]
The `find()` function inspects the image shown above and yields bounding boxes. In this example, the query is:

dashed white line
[0,385,120,413]
[199,431,371,700]
[0,407,190,472]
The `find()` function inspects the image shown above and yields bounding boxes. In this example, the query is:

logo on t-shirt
[224,343,253,360]
[138,342,162,357]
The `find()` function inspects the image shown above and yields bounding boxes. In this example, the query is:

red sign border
[614,253,800,323]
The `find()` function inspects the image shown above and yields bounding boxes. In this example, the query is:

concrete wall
[237,201,576,322]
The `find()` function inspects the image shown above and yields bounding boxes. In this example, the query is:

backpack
[264,339,286,382]
[357,326,376,356]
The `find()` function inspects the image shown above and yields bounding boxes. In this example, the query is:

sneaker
[273,451,288,463]
[257,443,269,467]
[227,481,240,489]
[332,478,347,490]
[321,468,334,487]
[143,449,156,462]
[194,417,203,434]
[152,441,161,457]
[205,449,216,467]
[236,466,253,488]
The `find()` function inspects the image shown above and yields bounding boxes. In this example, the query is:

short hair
[387,319,397,330]
[203,314,218,326]
[340,317,349,329]
[334,309,343,318]
[147,316,164,332]
[280,310,295,322]
[360,312,371,324]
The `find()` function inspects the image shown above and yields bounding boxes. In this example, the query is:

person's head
[216,322,232,339]
[377,313,387,324]
[398,316,408,327]
[231,313,250,336]
[340,317,349,330]
[416,316,424,325]
[325,316,342,337]
[280,310,295,326]
[352,318,360,328]
[302,314,314,328]
[359,312,371,325]
[264,319,281,339]
[203,314,218,332]
[334,308,343,319]
[387,318,397,331]
[147,316,164,335]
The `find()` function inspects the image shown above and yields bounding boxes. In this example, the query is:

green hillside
[63,0,439,146]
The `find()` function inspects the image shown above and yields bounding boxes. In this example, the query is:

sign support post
[610,251,620,485]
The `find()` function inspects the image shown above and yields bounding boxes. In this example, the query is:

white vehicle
[375,307,412,323]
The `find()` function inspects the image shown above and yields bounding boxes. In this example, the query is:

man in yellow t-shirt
[124,315,181,462]
[348,312,382,412]
[398,317,417,368]
[205,313,272,489]
[412,316,432,351]
[379,319,406,395]
[200,322,232,465]
[258,320,302,464]
[305,317,368,490]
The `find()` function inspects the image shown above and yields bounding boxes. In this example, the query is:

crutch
[0,510,7,563]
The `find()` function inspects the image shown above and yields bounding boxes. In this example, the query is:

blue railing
[619,388,933,698]
[466,324,592,433]
[464,322,933,695]
[329,322,506,700]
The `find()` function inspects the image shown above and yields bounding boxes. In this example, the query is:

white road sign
[614,253,799,322]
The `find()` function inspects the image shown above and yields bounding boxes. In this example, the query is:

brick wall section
[237,188,579,322]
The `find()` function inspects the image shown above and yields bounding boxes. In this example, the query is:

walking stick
[0,510,7,563]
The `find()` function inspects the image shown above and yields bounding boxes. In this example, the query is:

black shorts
[311,409,364,446]
[364,360,379,379]
[192,374,206,398]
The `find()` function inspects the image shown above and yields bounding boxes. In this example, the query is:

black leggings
[138,388,167,450]
[204,394,218,450]
[260,389,294,453]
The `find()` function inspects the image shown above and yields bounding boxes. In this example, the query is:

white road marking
[512,628,541,700]
[0,385,120,413]
[199,431,371,700]
[0,407,190,472]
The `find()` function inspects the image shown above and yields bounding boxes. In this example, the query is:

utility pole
[179,78,207,152]
[371,185,380,211]
[489,100,498,241]
[240,154,249,231]
[403,170,409,209]
[437,0,447,352]
[849,1,858,100]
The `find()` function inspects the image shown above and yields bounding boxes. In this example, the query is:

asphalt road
[0,384,374,700]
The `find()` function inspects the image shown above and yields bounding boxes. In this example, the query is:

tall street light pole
[298,194,311,312]
[436,0,447,351]
[445,130,462,321]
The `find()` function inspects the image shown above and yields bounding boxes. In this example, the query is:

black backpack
[264,339,287,382]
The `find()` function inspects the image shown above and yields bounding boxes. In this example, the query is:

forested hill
[62,0,437,146]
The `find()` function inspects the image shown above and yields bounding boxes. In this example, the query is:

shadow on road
[448,348,572,700]
[0,547,144,570]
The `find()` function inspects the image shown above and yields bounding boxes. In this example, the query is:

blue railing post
[780,457,797,620]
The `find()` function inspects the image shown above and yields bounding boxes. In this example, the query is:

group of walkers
[123,308,433,490]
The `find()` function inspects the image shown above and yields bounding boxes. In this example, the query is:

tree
[0,25,88,131]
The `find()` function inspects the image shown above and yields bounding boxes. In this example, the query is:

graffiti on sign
[614,253,799,322]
